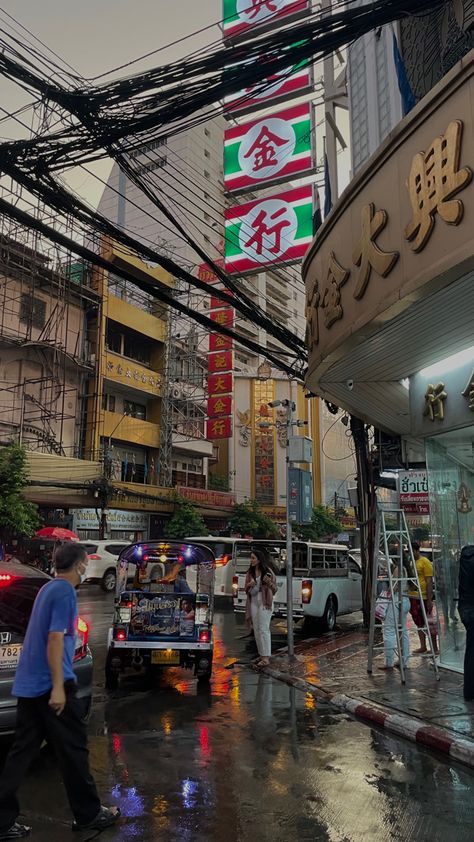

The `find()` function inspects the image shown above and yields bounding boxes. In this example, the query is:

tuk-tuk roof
[118,541,215,568]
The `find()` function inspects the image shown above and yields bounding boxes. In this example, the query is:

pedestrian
[379,565,410,671]
[245,548,277,667]
[458,544,474,701]
[0,543,120,840]
[408,541,439,655]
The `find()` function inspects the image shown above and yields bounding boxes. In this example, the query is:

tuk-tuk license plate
[0,644,22,669]
[151,650,180,665]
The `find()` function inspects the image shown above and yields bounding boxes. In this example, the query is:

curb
[258,664,474,770]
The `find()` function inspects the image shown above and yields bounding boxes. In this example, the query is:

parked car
[79,541,131,592]
[0,561,92,735]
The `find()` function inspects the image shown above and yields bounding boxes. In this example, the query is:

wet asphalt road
[2,588,474,841]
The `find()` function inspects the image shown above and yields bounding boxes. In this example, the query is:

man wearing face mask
[0,543,119,840]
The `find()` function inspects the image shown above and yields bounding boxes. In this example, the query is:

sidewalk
[262,624,474,769]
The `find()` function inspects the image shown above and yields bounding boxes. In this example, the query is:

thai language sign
[398,470,430,515]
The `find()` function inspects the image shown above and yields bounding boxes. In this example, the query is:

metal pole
[286,399,294,660]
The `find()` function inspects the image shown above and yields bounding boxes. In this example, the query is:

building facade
[304,48,474,671]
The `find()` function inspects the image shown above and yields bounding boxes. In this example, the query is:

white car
[80,541,131,592]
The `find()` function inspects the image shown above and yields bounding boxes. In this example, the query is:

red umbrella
[35,527,80,542]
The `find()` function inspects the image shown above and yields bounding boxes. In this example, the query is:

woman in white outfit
[380,565,410,671]
[245,549,277,667]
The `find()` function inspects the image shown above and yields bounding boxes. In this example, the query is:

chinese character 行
[245,207,291,257]
[210,419,226,436]
[423,382,447,421]
[405,120,472,252]
[462,369,474,411]
[320,252,350,328]
[244,126,287,171]
[352,203,399,299]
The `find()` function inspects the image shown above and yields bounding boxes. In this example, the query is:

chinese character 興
[423,382,447,421]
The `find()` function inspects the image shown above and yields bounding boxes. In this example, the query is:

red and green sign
[224,185,313,273]
[224,102,313,192]
[223,0,310,41]
[224,59,312,116]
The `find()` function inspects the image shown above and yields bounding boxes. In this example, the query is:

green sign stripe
[223,0,239,25]
[294,119,311,155]
[224,142,240,176]
[225,221,242,257]
[225,199,313,258]
[294,203,313,239]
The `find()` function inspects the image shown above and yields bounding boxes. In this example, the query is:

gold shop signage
[410,359,474,436]
[305,119,473,351]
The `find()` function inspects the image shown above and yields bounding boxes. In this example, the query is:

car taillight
[0,573,14,587]
[74,616,89,661]
[114,627,127,641]
[232,575,238,597]
[215,554,230,568]
[199,629,210,643]
[87,554,101,560]
[302,580,313,604]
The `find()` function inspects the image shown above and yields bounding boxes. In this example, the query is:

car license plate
[151,650,180,665]
[0,644,22,669]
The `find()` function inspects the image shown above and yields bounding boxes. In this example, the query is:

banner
[209,333,233,351]
[206,417,233,440]
[399,470,430,515]
[208,395,233,417]
[208,372,233,395]
[223,0,310,41]
[224,102,313,192]
[224,185,313,273]
[224,60,312,116]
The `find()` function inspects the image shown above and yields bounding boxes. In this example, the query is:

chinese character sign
[208,373,233,395]
[208,395,232,417]
[225,185,313,273]
[206,282,234,440]
[224,59,312,116]
[206,417,233,440]
[253,380,276,506]
[224,103,313,192]
[223,0,309,41]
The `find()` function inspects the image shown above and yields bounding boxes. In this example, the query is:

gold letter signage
[405,120,472,252]
[352,203,399,299]
[423,382,447,421]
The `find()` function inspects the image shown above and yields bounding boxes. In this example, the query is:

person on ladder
[408,542,439,655]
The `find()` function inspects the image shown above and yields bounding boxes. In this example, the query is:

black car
[0,561,93,734]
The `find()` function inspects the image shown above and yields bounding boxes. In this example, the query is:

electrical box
[288,468,313,523]
[288,436,312,463]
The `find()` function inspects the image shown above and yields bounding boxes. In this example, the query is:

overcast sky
[1,0,221,204]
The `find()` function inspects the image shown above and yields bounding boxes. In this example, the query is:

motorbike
[105,541,215,689]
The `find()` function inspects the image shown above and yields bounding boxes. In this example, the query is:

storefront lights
[420,346,474,379]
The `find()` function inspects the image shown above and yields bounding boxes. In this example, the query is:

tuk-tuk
[105,541,215,689]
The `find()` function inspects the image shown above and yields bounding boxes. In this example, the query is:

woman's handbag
[375,590,391,621]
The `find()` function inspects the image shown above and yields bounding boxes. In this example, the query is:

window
[104,544,129,556]
[102,394,116,412]
[20,294,46,329]
[204,192,210,200]
[204,150,210,159]
[204,170,210,179]
[349,559,361,575]
[0,577,47,635]
[106,323,122,354]
[310,548,325,568]
[124,400,146,420]
[204,128,211,138]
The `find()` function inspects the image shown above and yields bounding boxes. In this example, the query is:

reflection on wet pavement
[2,593,474,841]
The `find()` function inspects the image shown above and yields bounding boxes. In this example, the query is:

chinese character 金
[305,278,320,348]
[245,207,291,257]
[352,203,399,300]
[212,398,227,414]
[243,126,287,172]
[405,120,473,252]
[462,369,474,411]
[423,382,447,421]
[320,252,350,328]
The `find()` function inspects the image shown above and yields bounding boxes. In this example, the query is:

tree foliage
[165,495,208,539]
[208,474,230,492]
[411,523,431,543]
[228,499,279,539]
[0,445,40,542]
[294,504,342,542]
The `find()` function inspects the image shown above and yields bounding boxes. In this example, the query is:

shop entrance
[426,427,474,671]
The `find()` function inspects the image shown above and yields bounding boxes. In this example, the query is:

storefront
[73,508,149,541]
[304,52,474,672]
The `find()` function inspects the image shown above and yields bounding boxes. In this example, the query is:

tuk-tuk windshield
[116,542,215,600]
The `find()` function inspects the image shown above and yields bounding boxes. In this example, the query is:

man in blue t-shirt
[0,543,119,840]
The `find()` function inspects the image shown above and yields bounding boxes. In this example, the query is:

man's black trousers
[0,682,100,830]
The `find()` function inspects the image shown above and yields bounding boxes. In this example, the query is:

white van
[185,537,287,600]
[233,541,363,631]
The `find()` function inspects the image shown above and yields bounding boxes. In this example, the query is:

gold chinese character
[462,369,474,411]
[305,278,320,348]
[210,419,225,435]
[423,382,447,421]
[214,354,227,370]
[405,120,472,252]
[352,203,399,300]
[212,398,226,414]
[320,252,350,328]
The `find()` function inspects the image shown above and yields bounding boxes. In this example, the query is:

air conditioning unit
[171,387,182,399]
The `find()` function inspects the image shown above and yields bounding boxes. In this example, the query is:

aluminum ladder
[367,505,439,684]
